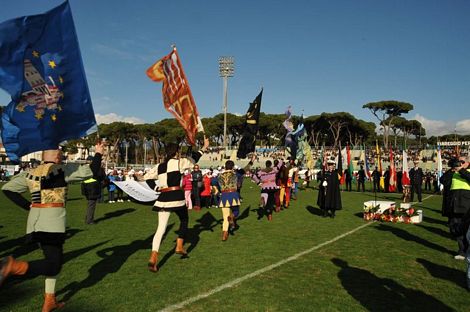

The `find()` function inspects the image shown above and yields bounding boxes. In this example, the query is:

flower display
[363,203,421,223]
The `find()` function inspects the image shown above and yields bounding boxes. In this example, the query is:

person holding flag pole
[144,45,208,272]
[0,2,101,311]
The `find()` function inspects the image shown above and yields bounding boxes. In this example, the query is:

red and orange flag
[147,47,204,145]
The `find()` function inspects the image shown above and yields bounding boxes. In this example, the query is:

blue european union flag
[0,1,96,162]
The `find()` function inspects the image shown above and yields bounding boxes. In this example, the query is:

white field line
[411,194,434,204]
[159,194,434,312]
[159,223,373,312]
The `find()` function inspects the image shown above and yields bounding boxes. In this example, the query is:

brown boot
[0,256,28,286]
[175,238,188,257]
[222,231,229,241]
[148,251,158,272]
[42,293,65,312]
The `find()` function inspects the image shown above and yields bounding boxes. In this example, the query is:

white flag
[113,180,160,202]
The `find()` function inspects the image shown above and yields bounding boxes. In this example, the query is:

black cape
[317,169,342,210]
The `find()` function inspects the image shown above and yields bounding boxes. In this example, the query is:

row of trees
[63,101,429,165]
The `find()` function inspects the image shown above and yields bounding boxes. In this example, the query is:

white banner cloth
[113,180,160,202]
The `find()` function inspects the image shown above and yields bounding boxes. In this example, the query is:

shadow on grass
[306,205,323,217]
[354,212,364,219]
[59,234,153,301]
[250,207,265,220]
[94,208,136,224]
[416,258,467,290]
[0,282,37,310]
[237,206,251,221]
[0,228,84,258]
[415,224,452,239]
[375,224,454,255]
[184,212,221,255]
[424,206,443,214]
[332,258,454,311]
[423,216,448,227]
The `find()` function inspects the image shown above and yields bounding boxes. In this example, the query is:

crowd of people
[1,141,470,311]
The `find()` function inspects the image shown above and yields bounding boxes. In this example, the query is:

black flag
[237,89,263,159]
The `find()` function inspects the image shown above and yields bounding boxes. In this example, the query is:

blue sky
[1,0,469,136]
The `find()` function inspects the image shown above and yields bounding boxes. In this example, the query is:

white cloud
[456,119,470,134]
[95,113,145,125]
[413,114,453,136]
[92,43,133,60]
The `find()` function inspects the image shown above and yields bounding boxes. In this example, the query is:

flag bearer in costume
[0,142,104,312]
[218,157,254,241]
[251,159,283,221]
[145,138,209,272]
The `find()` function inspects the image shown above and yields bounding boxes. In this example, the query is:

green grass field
[0,180,469,312]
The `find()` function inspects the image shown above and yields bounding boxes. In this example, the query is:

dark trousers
[410,183,422,202]
[27,244,63,277]
[86,199,98,224]
[449,217,468,256]
[261,189,276,216]
[174,208,189,239]
[373,180,380,192]
[192,187,201,208]
[201,196,211,208]
[357,180,365,192]
[345,180,352,192]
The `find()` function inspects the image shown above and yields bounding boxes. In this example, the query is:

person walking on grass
[143,138,209,272]
[251,158,283,221]
[0,142,104,312]
[440,156,470,261]
[278,160,291,209]
[217,157,254,241]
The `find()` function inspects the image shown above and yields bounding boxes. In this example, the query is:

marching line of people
[5,142,470,311]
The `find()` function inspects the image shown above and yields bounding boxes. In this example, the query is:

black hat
[448,158,460,168]
[86,155,93,161]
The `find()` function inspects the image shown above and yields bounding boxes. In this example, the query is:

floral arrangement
[363,203,420,223]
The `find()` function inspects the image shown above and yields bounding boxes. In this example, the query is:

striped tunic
[144,151,203,211]
[2,162,94,236]
[251,161,283,190]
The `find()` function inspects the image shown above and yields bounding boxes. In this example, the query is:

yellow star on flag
[35,111,43,119]
[51,114,57,122]
[32,51,40,58]
[16,105,25,112]
[48,60,57,69]
[57,105,63,112]
[59,76,64,84]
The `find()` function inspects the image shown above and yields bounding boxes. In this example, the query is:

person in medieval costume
[317,158,342,218]
[251,159,283,221]
[0,142,104,312]
[144,138,209,272]
[217,157,254,241]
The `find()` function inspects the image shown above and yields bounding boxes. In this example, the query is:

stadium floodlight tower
[218,56,234,156]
